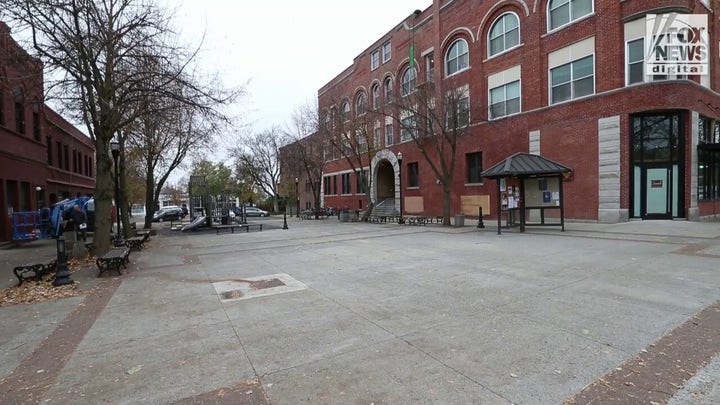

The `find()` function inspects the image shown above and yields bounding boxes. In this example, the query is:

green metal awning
[482,153,571,179]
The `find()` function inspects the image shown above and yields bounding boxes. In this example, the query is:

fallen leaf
[126,365,143,375]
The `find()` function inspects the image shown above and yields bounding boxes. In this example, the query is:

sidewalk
[1,217,719,404]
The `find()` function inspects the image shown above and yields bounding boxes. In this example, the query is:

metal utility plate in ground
[212,273,307,303]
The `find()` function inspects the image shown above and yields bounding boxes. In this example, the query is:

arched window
[488,13,520,56]
[548,0,592,31]
[14,86,25,135]
[384,77,393,103]
[371,84,380,109]
[445,39,469,76]
[355,92,367,116]
[341,101,350,122]
[401,66,417,96]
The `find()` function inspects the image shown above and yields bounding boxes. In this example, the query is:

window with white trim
[550,55,594,104]
[401,66,417,96]
[356,92,367,116]
[425,52,435,82]
[489,13,520,57]
[385,122,394,146]
[373,125,381,148]
[548,0,593,31]
[371,84,380,109]
[445,86,470,129]
[384,77,393,103]
[625,37,687,85]
[489,80,520,119]
[401,111,418,141]
[445,39,469,76]
[371,50,380,70]
[382,42,392,63]
[341,101,351,122]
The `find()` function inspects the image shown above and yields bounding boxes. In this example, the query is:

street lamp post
[397,152,404,224]
[110,141,122,244]
[52,237,73,286]
[35,186,42,209]
[295,177,299,218]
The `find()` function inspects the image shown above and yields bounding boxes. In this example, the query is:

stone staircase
[370,198,398,218]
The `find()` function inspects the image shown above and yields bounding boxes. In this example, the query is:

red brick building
[289,0,720,223]
[0,22,95,242]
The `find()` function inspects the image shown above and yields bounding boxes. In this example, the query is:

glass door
[644,167,671,218]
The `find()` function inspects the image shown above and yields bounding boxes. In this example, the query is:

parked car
[153,206,184,222]
[241,206,269,217]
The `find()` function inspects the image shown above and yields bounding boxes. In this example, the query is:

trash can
[454,214,465,227]
[339,212,350,222]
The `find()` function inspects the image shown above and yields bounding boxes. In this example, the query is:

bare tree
[283,102,326,217]
[233,127,283,212]
[386,79,484,225]
[322,91,381,219]
[1,0,239,252]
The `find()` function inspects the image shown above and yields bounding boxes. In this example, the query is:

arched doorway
[370,150,402,213]
[376,161,395,200]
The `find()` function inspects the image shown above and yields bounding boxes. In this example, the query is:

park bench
[368,215,388,224]
[13,258,57,285]
[405,216,428,226]
[96,247,130,277]
[124,231,150,251]
[215,223,263,235]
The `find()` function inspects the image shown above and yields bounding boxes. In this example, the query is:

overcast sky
[172,0,429,137]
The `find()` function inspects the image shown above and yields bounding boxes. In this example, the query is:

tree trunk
[91,138,115,255]
[442,185,451,226]
[143,163,155,229]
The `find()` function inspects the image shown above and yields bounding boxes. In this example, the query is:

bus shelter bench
[13,258,57,285]
[96,247,130,277]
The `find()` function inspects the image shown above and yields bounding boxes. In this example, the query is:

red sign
[651,180,664,188]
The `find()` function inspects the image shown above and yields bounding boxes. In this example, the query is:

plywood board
[460,195,491,216]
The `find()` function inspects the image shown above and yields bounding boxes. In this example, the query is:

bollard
[477,206,485,229]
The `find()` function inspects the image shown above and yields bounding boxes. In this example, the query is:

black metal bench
[96,247,130,277]
[13,258,57,285]
[368,216,387,223]
[215,223,263,234]
[125,236,146,251]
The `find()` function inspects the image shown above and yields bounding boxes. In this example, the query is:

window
[446,87,470,128]
[445,39,469,76]
[385,123,394,146]
[626,38,644,85]
[63,144,69,170]
[698,117,720,201]
[341,101,350,122]
[371,84,380,109]
[323,176,331,195]
[356,92,367,116]
[384,77,394,103]
[489,80,520,119]
[56,141,63,168]
[550,55,594,104]
[408,162,419,187]
[356,170,368,194]
[46,136,52,165]
[332,175,337,195]
[401,66,417,96]
[373,126,382,148]
[32,101,40,141]
[489,13,520,57]
[625,37,686,84]
[382,42,392,63]
[323,110,332,131]
[341,173,352,194]
[425,52,435,82]
[466,152,483,183]
[401,113,418,141]
[371,50,380,70]
[548,0,592,31]
[14,86,25,134]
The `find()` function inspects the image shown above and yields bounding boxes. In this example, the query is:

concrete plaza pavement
[1,217,719,404]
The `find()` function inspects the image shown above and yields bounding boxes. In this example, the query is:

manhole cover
[250,278,285,290]
[220,290,244,299]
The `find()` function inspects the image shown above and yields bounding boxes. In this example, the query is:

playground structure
[10,196,94,242]
[184,175,240,232]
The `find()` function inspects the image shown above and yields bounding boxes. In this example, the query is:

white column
[597,116,627,223]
